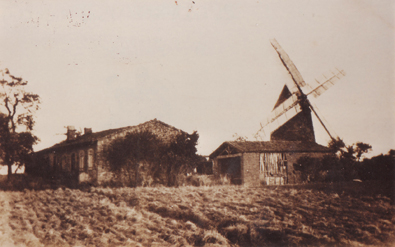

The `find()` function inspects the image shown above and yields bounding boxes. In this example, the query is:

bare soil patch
[1,183,394,246]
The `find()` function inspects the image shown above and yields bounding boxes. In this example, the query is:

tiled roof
[210,141,332,158]
[36,119,185,153]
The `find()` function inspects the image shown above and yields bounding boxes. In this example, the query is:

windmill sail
[267,94,301,126]
[307,69,346,98]
[270,39,306,92]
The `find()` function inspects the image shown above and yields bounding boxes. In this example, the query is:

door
[260,153,288,185]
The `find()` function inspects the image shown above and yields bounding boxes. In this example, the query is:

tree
[355,142,372,161]
[0,68,40,180]
[164,131,200,186]
[328,138,372,161]
[343,145,356,161]
[359,151,394,181]
[328,137,346,157]
[233,133,248,142]
[327,138,373,180]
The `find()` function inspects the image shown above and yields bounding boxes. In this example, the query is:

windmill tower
[257,39,346,143]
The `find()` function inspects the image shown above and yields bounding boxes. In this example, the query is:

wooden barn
[30,119,187,185]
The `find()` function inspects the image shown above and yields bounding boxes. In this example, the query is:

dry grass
[0,183,394,246]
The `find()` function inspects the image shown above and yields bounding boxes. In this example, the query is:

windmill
[256,39,346,143]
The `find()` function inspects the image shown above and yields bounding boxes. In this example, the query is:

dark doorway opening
[219,157,242,185]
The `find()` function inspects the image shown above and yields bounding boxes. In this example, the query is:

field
[0,182,394,246]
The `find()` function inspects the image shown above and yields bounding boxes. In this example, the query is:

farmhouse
[209,141,331,186]
[31,119,187,185]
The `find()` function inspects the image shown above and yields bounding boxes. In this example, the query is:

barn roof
[36,119,185,154]
[209,141,332,159]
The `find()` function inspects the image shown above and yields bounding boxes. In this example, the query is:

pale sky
[0,0,394,158]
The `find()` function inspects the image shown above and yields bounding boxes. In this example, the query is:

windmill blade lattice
[307,68,346,98]
[266,94,301,126]
[270,39,306,93]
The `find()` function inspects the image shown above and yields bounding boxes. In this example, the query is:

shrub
[359,153,395,181]
[185,175,216,186]
[294,154,365,183]
[294,157,325,183]
[103,130,202,187]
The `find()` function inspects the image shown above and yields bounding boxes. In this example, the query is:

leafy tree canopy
[328,137,372,161]
[0,68,40,179]
[355,142,372,161]
[328,137,346,155]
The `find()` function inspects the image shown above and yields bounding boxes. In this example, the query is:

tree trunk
[5,150,12,181]
[7,163,12,181]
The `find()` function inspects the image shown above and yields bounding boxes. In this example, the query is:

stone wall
[34,143,98,185]
[242,153,260,186]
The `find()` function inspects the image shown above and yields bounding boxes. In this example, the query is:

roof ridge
[81,118,176,136]
[145,118,186,134]
[35,119,186,153]
[210,140,331,158]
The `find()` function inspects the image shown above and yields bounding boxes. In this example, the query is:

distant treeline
[295,150,395,183]
[359,151,395,181]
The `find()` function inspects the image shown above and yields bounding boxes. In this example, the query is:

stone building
[31,119,187,185]
[209,141,332,186]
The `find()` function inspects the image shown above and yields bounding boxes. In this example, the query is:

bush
[294,157,325,183]
[185,175,216,186]
[103,130,202,187]
[359,153,395,181]
[0,174,53,191]
[295,154,370,183]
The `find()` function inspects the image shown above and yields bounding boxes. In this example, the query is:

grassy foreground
[0,183,394,246]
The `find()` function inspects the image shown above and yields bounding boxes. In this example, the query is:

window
[87,149,94,170]
[66,155,72,172]
[61,156,67,171]
[79,150,85,171]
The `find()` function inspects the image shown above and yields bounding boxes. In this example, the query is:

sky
[0,0,394,159]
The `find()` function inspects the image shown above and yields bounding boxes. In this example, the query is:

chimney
[84,128,92,135]
[66,126,76,141]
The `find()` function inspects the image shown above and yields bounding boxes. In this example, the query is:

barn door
[259,153,288,185]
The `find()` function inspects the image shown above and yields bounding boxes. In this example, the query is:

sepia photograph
[0,0,394,246]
